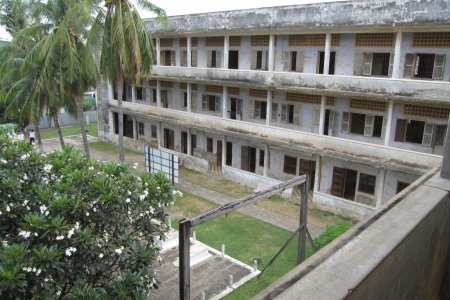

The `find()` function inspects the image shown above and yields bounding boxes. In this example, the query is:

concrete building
[96,0,450,220]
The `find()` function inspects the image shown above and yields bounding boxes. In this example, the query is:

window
[354,52,393,77]
[358,173,376,195]
[317,51,336,74]
[228,50,239,69]
[259,150,265,167]
[342,112,386,138]
[151,89,157,103]
[191,134,197,154]
[331,167,377,203]
[207,138,213,153]
[251,50,268,70]
[395,119,439,146]
[281,104,296,124]
[283,51,304,72]
[113,112,133,138]
[161,90,168,108]
[207,50,222,68]
[254,101,267,119]
[163,128,174,150]
[161,50,175,66]
[138,122,144,136]
[202,95,220,112]
[151,125,157,139]
[283,155,297,175]
[183,92,188,108]
[135,86,144,101]
[404,53,445,80]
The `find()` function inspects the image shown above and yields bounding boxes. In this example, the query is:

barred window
[413,32,450,48]
[288,34,340,46]
[350,99,387,112]
[355,33,394,47]
[285,93,321,104]
[249,89,267,99]
[404,104,450,119]
[160,38,173,47]
[251,35,270,47]
[206,36,224,47]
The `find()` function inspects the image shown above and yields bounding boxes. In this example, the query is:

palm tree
[97,0,166,163]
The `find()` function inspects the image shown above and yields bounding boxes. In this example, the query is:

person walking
[29,130,35,145]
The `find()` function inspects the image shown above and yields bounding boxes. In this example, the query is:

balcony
[150,66,450,103]
[109,100,442,174]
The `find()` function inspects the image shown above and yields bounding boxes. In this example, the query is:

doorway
[318,51,336,75]
[226,142,233,166]
[229,51,239,69]
[241,146,256,173]
[217,140,223,166]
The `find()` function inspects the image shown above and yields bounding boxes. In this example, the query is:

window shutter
[328,110,335,136]
[341,112,350,133]
[394,119,407,142]
[283,52,290,71]
[353,52,364,76]
[191,93,197,110]
[255,101,261,119]
[296,51,304,73]
[403,54,415,78]
[281,104,288,123]
[237,99,242,115]
[364,114,375,136]
[249,100,255,118]
[251,50,257,70]
[388,53,394,77]
[142,87,147,102]
[293,105,301,125]
[422,123,435,146]
[381,116,388,139]
[181,50,187,66]
[331,167,346,197]
[160,51,165,65]
[191,50,198,67]
[262,51,268,70]
[313,108,320,133]
[271,103,278,122]
[432,55,445,80]
[362,53,373,75]
[170,51,176,66]
[207,50,212,68]
[202,95,207,111]
[216,50,222,68]
[241,146,249,171]
[215,97,220,112]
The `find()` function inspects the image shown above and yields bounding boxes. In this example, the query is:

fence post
[179,219,191,300]
[297,181,308,264]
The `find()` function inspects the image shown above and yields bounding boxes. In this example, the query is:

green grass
[40,124,98,140]
[168,192,315,299]
[89,141,142,156]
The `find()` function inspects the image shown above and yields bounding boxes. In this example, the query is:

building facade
[97,0,450,219]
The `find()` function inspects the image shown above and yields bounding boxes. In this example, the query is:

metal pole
[297,180,308,264]
[440,115,450,178]
[179,219,191,300]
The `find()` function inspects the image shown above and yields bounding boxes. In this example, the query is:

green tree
[97,0,166,163]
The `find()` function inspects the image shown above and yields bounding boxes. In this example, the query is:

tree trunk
[51,108,65,149]
[117,74,125,163]
[33,121,43,153]
[75,96,90,159]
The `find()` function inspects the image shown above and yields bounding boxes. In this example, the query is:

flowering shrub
[0,134,179,298]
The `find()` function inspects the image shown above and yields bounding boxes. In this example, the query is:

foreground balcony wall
[150,66,450,103]
[109,100,441,173]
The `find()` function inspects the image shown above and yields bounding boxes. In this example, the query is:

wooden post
[179,219,191,300]
[297,181,308,264]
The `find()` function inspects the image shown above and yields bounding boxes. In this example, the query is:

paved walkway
[42,136,323,238]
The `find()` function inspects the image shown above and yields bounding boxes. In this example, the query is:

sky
[0,0,345,40]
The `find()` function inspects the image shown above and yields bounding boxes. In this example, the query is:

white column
[187,83,192,113]
[222,87,228,118]
[268,34,275,71]
[222,137,226,167]
[266,90,272,126]
[156,80,161,108]
[318,96,326,135]
[263,144,269,177]
[187,128,192,156]
[157,121,162,148]
[392,31,403,79]
[156,37,161,66]
[132,116,137,141]
[323,33,332,75]
[187,37,192,67]
[375,169,386,208]
[109,111,114,135]
[131,84,136,103]
[224,35,229,69]
[384,100,394,146]
[314,156,321,192]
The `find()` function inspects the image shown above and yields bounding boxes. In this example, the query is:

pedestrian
[29,130,35,145]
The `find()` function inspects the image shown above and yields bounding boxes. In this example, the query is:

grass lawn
[40,124,98,140]
[167,192,315,299]
[89,141,142,156]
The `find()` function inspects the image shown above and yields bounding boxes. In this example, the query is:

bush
[314,221,353,250]
[0,134,180,298]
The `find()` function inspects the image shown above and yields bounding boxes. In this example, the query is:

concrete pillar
[375,168,386,208]
[109,110,114,136]
[384,100,394,146]
[314,156,321,192]
[157,121,162,148]
[187,128,192,156]
[224,35,229,69]
[318,96,326,135]
[222,87,228,118]
[440,115,450,178]
[187,37,192,67]
[266,90,272,126]
[132,116,137,141]
[263,144,269,177]
[131,83,136,103]
[187,83,192,113]
[268,35,275,71]
[323,33,332,75]
[156,37,161,66]
[392,31,403,79]
[222,137,226,167]
[156,80,161,108]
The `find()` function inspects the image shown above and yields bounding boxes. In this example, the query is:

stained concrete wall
[256,170,450,299]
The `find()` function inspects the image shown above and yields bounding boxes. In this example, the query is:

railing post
[297,180,308,264]
[441,115,450,179]
[179,219,191,300]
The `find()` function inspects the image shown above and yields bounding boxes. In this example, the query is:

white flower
[0,211,2,215]
[0,158,6,164]
[34,233,38,237]
[56,235,64,240]
[74,222,80,230]
[56,291,61,296]
[156,186,160,190]
[125,198,131,203]
[23,174,28,180]
[98,253,104,258]
[127,191,131,195]
[6,205,10,212]
[2,240,7,247]
[114,248,123,255]
[93,207,97,212]
[157,255,162,262]
[65,247,77,257]
[85,212,90,216]
[19,231,31,238]
[88,166,94,171]
[23,200,28,206]
[43,164,52,173]
[39,205,47,214]
[67,228,75,238]
[139,194,145,200]
[36,268,41,276]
